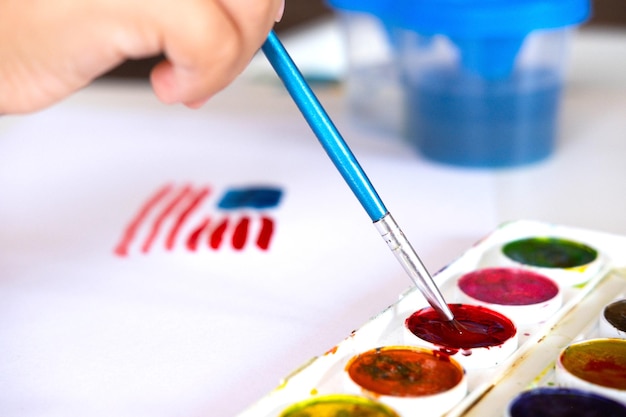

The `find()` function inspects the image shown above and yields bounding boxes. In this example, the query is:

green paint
[502,237,597,268]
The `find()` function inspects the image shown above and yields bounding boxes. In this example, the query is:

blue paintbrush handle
[261,30,387,222]
[261,30,455,321]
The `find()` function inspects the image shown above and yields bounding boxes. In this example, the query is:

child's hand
[0,0,285,114]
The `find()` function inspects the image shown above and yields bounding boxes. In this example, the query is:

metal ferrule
[375,213,454,321]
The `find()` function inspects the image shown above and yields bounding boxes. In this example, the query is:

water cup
[328,1,404,137]
[328,0,590,168]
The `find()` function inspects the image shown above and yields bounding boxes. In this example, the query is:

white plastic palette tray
[239,220,626,417]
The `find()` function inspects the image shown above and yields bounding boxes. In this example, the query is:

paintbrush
[261,30,454,322]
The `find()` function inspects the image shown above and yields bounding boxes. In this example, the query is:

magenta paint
[458,267,559,306]
[405,304,516,353]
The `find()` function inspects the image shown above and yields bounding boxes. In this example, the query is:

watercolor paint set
[239,220,626,417]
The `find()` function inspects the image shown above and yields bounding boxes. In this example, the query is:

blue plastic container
[327,0,590,168]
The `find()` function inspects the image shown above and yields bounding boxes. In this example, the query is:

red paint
[141,185,192,253]
[458,267,559,305]
[186,217,210,251]
[256,216,274,250]
[232,217,250,250]
[209,218,229,249]
[114,184,173,256]
[165,187,210,250]
[114,184,280,255]
[405,304,516,352]
[584,359,626,374]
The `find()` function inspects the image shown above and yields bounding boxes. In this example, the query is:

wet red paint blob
[405,304,516,351]
[209,218,229,249]
[186,217,210,251]
[458,267,559,306]
[256,217,274,250]
[232,217,250,250]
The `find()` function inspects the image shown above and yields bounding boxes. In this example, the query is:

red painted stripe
[209,218,229,250]
[113,184,173,257]
[165,187,210,250]
[186,217,210,251]
[141,185,192,253]
[256,216,274,250]
[232,217,250,250]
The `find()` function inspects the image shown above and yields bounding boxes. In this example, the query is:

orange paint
[325,345,339,355]
[346,347,464,397]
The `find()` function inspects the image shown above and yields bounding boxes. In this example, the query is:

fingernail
[275,0,285,22]
[185,97,210,109]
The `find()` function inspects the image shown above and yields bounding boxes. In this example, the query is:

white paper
[0,77,499,417]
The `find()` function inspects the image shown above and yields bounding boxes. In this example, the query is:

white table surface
[1,19,625,417]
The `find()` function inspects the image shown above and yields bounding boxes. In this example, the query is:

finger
[150,0,282,106]
[275,0,285,22]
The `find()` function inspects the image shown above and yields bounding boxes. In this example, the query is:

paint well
[279,394,400,417]
[405,304,516,351]
[502,237,597,268]
[508,388,626,417]
[345,347,464,397]
[603,299,626,333]
[558,339,626,391]
[458,267,559,306]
